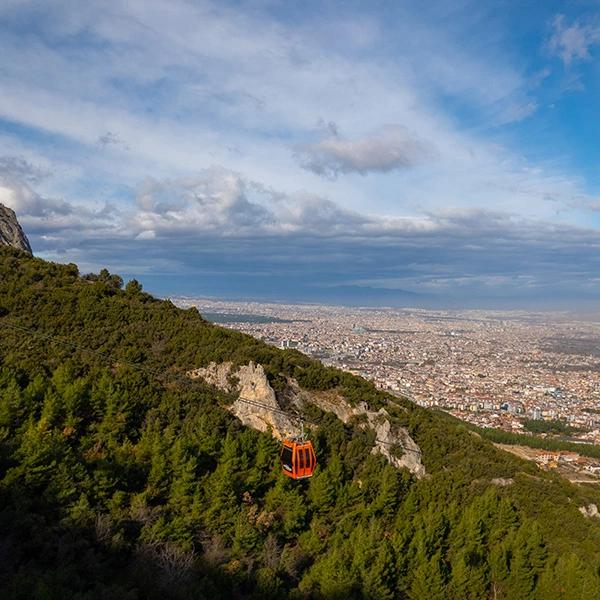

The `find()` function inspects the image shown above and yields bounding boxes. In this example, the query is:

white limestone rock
[0,203,31,254]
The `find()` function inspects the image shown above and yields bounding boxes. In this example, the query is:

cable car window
[281,446,293,471]
[298,446,305,469]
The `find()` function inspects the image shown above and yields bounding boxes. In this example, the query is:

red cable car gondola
[280,422,316,480]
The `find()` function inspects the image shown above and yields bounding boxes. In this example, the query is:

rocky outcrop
[188,361,426,478]
[188,362,299,440]
[296,384,425,478]
[490,477,514,487]
[368,410,425,477]
[189,361,236,392]
[0,203,31,254]
[579,504,600,519]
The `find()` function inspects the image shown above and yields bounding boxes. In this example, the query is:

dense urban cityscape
[174,297,600,447]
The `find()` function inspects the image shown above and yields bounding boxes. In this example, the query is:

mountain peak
[0,203,32,254]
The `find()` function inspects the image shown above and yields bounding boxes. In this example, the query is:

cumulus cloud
[549,14,600,66]
[4,162,599,307]
[0,157,74,218]
[133,167,369,236]
[0,156,47,183]
[126,170,600,305]
[0,156,120,251]
[295,125,432,179]
[124,199,600,307]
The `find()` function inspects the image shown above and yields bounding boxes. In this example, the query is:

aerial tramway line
[1,320,421,482]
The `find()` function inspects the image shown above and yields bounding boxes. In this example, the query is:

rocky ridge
[0,203,31,254]
[187,361,426,478]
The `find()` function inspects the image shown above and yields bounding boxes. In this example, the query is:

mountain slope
[1,246,600,599]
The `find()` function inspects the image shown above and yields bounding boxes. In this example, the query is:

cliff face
[188,361,426,478]
[0,203,31,254]
[188,361,299,440]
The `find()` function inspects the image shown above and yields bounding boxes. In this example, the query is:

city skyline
[177,296,600,442]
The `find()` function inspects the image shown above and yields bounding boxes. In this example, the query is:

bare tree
[201,534,229,566]
[94,514,112,543]
[137,539,196,588]
[262,534,281,571]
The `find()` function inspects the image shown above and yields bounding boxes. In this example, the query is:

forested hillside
[2,246,600,599]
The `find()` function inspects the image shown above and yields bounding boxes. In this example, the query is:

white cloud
[0,157,120,250]
[135,229,156,240]
[133,168,371,236]
[295,125,433,179]
[0,158,72,217]
[0,0,549,216]
[549,14,600,66]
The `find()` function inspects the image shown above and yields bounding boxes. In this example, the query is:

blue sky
[1,0,600,307]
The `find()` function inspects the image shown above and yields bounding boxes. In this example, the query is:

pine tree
[168,440,198,512]
[409,549,447,600]
[362,538,396,600]
[490,497,519,544]
[535,554,600,600]
[307,468,335,513]
[264,479,308,538]
[39,387,64,429]
[246,433,277,494]
[0,376,24,429]
[371,464,401,518]
[232,508,260,555]
[146,433,170,500]
[449,502,489,598]
[495,519,545,599]
[489,538,512,598]
[204,460,238,537]
[450,550,488,600]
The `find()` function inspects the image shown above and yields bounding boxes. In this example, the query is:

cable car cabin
[280,439,316,480]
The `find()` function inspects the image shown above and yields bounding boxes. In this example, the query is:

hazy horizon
[163,288,600,316]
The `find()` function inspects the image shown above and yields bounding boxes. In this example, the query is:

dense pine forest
[2,246,600,599]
